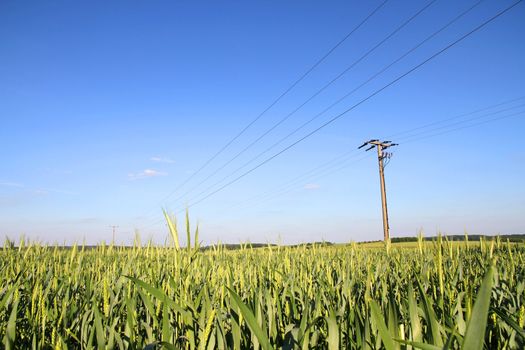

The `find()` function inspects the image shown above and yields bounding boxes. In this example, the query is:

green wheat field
[1,215,524,349]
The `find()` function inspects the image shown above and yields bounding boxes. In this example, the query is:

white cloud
[128,169,168,180]
[304,183,321,190]
[150,156,175,164]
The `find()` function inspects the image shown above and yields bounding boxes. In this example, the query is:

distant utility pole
[109,225,119,243]
[358,140,398,241]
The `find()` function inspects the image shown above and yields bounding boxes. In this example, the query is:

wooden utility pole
[358,140,398,241]
[109,225,119,243]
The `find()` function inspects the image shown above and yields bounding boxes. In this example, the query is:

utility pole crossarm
[358,139,397,242]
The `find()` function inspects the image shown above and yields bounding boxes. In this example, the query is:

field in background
[1,236,524,349]
[355,240,517,249]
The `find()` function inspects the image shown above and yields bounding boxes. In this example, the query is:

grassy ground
[1,235,524,349]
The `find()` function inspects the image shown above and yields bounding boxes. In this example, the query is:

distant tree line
[390,234,525,243]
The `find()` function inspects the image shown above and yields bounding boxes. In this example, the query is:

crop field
[0,238,525,349]
[0,233,524,350]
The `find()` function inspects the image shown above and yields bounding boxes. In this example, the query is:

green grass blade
[163,209,180,250]
[461,266,494,350]
[93,306,106,350]
[407,283,422,342]
[194,223,200,250]
[161,303,170,342]
[415,278,443,346]
[370,300,396,350]
[186,208,191,251]
[226,287,273,350]
[326,310,339,350]
[126,276,185,314]
[3,299,18,350]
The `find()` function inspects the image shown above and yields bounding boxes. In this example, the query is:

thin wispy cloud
[0,181,24,188]
[150,156,175,164]
[37,188,78,196]
[56,217,102,225]
[1,181,76,195]
[128,169,168,180]
[304,183,321,190]
[41,168,73,175]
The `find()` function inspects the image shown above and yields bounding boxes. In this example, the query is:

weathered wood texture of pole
[358,139,397,242]
[376,144,390,241]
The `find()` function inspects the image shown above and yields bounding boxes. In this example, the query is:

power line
[399,108,525,144]
[221,98,525,215]
[226,153,373,212]
[386,95,525,140]
[225,150,363,208]
[395,102,525,141]
[155,0,523,219]
[162,0,485,213]
[141,94,524,231]
[141,147,367,226]
[167,0,437,207]
[146,0,391,211]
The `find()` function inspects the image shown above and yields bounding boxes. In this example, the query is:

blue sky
[1,0,524,245]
